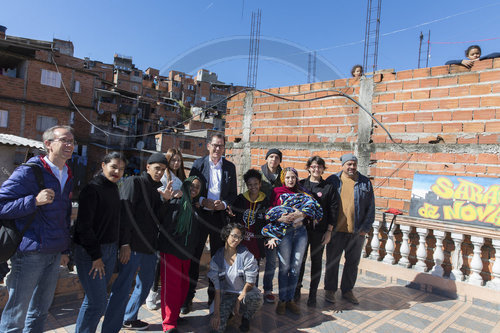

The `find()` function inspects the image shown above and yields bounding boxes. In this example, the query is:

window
[0,110,8,127]
[188,84,194,91]
[36,115,57,132]
[186,96,192,102]
[40,69,61,88]
[73,80,81,93]
[180,140,191,150]
[173,82,180,88]
[201,96,207,101]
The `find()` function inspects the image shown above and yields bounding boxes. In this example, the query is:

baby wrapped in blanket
[261,192,322,243]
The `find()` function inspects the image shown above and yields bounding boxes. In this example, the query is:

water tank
[0,25,6,33]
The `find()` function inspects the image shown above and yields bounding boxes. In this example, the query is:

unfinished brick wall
[226,59,500,214]
[226,60,500,280]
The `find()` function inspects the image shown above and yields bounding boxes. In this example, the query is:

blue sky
[2,0,500,88]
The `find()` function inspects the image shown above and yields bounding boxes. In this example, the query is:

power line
[50,49,252,139]
[51,53,412,188]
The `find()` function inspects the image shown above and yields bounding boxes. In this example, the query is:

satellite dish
[136,141,145,150]
[97,109,104,115]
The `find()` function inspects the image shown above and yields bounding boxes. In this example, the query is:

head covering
[266,148,282,161]
[175,176,201,245]
[147,152,168,165]
[279,167,307,194]
[341,153,358,166]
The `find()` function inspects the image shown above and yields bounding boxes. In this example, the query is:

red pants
[160,253,191,331]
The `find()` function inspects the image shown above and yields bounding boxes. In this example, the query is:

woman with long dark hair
[73,152,127,333]
[157,176,203,332]
[268,167,313,316]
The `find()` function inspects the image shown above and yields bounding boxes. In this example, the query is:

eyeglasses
[229,233,243,241]
[51,138,75,145]
[210,143,224,150]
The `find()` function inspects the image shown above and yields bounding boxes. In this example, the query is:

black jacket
[157,198,201,260]
[189,156,237,206]
[299,177,339,233]
[120,172,164,254]
[73,173,121,260]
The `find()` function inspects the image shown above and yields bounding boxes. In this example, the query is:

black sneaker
[239,317,250,332]
[180,300,192,315]
[123,319,149,330]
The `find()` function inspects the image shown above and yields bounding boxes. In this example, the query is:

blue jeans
[74,243,117,333]
[263,246,277,292]
[0,251,61,333]
[102,251,157,333]
[277,225,307,302]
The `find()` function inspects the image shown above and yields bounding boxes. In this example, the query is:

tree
[176,99,192,121]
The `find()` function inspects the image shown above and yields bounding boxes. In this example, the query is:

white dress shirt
[200,158,227,209]
[43,156,69,192]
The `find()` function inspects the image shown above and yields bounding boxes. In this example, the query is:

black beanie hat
[147,152,168,165]
[266,148,282,161]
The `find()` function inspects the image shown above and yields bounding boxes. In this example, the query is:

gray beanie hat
[340,153,358,165]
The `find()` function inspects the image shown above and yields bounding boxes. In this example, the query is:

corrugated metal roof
[0,134,44,149]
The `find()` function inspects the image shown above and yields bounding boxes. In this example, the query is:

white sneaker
[146,290,159,310]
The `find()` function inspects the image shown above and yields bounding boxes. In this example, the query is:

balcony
[360,213,500,302]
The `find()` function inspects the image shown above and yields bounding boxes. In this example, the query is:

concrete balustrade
[362,213,500,292]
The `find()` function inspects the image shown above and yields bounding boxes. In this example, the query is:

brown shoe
[286,300,301,314]
[342,291,359,304]
[325,290,336,303]
[276,301,286,315]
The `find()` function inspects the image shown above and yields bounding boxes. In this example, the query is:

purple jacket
[0,155,73,253]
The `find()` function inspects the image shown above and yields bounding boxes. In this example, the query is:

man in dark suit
[181,132,237,314]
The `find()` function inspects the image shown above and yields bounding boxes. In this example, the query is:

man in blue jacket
[0,125,74,332]
[324,153,375,305]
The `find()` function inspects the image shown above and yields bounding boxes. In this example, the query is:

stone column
[415,228,429,272]
[399,225,411,268]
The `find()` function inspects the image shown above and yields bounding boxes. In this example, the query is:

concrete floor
[41,261,500,333]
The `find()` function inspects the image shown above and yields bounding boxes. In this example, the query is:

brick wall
[226,60,500,279]
[225,59,500,211]
[157,132,208,157]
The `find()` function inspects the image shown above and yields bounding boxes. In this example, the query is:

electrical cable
[430,36,500,45]
[253,88,414,189]
[50,49,252,139]
[51,49,410,189]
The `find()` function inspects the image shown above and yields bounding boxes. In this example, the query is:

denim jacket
[326,171,375,233]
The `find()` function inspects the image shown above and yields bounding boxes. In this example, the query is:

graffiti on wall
[409,173,500,228]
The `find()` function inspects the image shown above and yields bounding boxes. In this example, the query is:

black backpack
[0,163,45,263]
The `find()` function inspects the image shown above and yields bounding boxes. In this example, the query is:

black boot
[307,291,317,307]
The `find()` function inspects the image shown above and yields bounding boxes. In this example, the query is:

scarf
[261,164,282,186]
[175,176,200,245]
